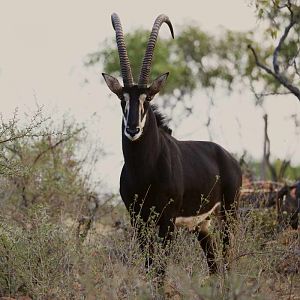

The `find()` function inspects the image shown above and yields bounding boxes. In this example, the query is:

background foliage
[0,1,299,298]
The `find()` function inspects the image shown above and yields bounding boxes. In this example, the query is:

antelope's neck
[122,109,160,183]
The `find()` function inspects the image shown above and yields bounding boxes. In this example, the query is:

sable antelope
[102,13,242,274]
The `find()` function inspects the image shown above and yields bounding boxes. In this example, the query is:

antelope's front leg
[129,212,153,269]
[155,217,175,278]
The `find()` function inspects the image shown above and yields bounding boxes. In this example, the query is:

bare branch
[257,91,292,97]
[272,0,289,10]
[32,129,82,166]
[248,44,300,101]
[248,45,275,76]
[278,159,290,180]
[0,109,19,140]
[273,4,296,74]
[0,108,49,144]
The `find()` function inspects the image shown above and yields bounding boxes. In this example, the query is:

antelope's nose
[126,127,140,137]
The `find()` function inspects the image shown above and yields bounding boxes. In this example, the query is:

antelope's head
[102,13,174,141]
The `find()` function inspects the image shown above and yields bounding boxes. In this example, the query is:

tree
[248,0,300,101]
[261,113,291,181]
[86,29,196,122]
[88,4,300,103]
[85,25,258,129]
[0,110,104,225]
[87,12,299,179]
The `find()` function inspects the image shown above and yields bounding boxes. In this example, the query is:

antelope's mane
[151,105,172,135]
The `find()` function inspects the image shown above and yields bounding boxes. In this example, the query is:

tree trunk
[261,114,269,180]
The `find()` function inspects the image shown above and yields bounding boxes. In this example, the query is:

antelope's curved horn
[111,13,134,87]
[138,14,174,88]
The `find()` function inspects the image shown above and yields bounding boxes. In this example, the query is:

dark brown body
[104,13,242,275]
[120,107,242,273]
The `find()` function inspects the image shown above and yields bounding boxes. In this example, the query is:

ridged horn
[111,13,134,87]
[138,14,174,88]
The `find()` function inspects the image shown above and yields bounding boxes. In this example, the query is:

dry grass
[0,204,299,300]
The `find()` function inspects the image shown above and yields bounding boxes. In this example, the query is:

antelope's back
[178,140,242,197]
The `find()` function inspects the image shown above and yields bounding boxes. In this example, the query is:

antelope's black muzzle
[125,127,140,137]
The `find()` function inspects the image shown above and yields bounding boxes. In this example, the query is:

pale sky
[0,1,299,192]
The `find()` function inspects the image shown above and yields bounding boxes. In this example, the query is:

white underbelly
[175,202,220,231]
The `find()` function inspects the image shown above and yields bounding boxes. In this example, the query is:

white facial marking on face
[124,131,142,141]
[123,93,148,142]
[123,93,130,126]
[138,93,147,130]
[139,94,146,115]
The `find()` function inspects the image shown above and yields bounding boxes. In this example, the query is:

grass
[0,203,299,299]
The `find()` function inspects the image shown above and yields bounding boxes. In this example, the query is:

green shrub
[0,205,78,298]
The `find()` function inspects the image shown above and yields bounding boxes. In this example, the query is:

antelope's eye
[146,96,152,101]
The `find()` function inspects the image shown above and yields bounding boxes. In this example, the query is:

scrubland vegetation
[1,1,300,298]
[0,110,299,300]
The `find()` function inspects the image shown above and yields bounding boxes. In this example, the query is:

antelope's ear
[102,73,123,96]
[148,72,169,97]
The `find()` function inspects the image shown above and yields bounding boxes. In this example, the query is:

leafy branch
[248,1,300,101]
